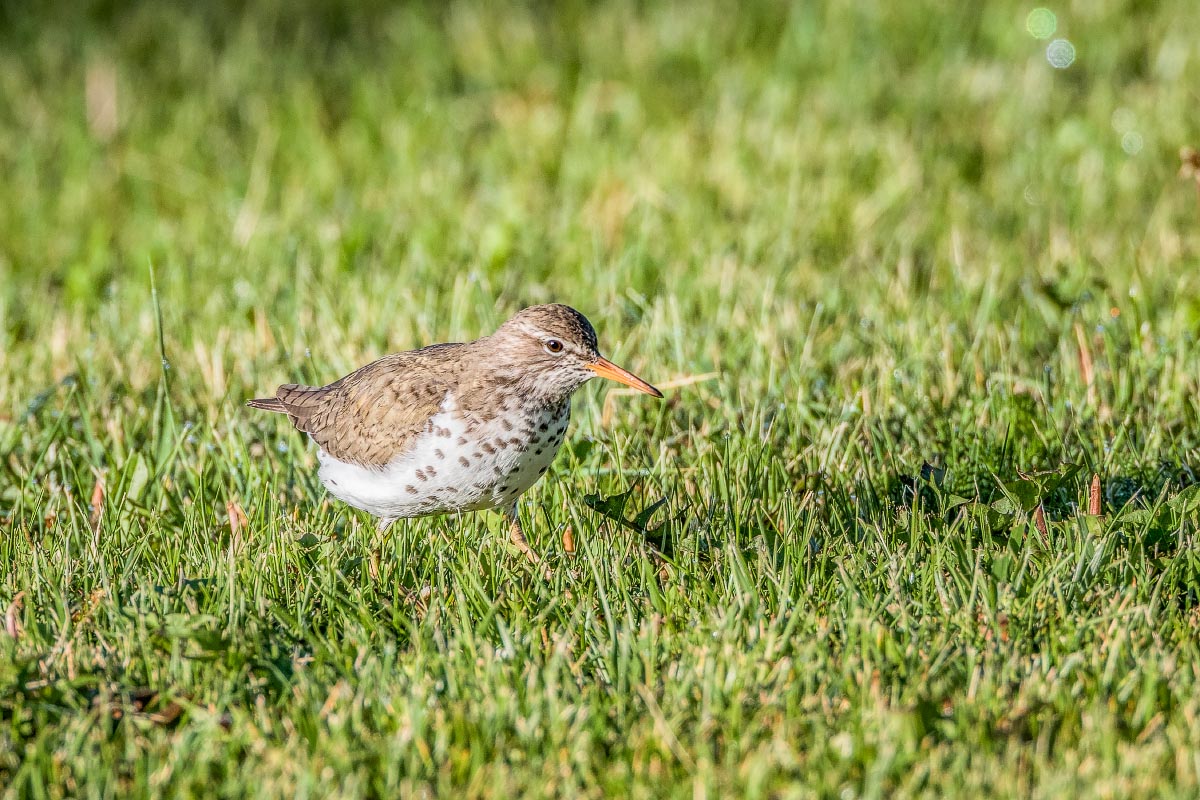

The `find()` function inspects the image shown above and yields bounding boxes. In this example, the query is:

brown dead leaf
[226,500,248,538]
[1033,504,1049,538]
[1089,474,1102,516]
[99,688,185,727]
[5,592,24,639]
[562,526,576,555]
[1181,146,1200,191]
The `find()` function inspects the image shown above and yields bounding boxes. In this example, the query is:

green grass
[3,0,1200,796]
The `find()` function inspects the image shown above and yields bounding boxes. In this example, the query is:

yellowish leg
[506,503,552,581]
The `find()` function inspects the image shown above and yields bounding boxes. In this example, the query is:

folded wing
[248,345,464,468]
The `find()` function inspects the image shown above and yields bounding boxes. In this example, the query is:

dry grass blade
[1074,323,1096,408]
[602,371,718,425]
[1089,474,1102,516]
[89,476,105,533]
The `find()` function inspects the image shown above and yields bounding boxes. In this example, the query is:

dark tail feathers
[246,397,287,413]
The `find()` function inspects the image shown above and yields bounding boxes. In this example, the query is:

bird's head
[491,304,662,402]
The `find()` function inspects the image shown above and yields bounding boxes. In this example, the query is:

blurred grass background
[2,0,1200,796]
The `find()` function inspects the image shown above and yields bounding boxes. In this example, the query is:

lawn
[2,0,1200,796]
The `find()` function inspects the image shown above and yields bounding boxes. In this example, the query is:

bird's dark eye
[545,339,564,354]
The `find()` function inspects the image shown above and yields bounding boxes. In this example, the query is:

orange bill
[587,357,663,398]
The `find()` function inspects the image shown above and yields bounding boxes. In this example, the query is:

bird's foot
[508,520,554,583]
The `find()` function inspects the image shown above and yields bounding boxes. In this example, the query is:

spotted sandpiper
[248,304,662,568]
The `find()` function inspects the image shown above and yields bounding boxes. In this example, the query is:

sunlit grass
[2,0,1200,796]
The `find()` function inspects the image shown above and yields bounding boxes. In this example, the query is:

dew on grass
[1121,131,1143,155]
[276,442,289,453]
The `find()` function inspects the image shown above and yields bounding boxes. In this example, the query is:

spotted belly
[316,402,570,521]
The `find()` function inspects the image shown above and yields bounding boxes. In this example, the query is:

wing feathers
[246,345,467,468]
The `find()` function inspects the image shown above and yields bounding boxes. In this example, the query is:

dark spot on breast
[459,456,470,467]
[493,466,503,476]
[415,469,427,481]
[438,427,452,438]
[426,465,437,477]
[538,466,548,474]
[329,479,339,486]
[535,447,544,455]
[496,438,509,450]
[538,422,549,432]
[457,437,468,446]
[499,484,509,492]
[501,418,513,431]
[473,451,483,459]
[434,449,445,459]
[481,442,496,454]
[405,485,419,494]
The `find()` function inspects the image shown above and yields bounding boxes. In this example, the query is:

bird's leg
[506,503,552,581]
[378,513,453,550]
[368,517,396,582]
[506,503,540,564]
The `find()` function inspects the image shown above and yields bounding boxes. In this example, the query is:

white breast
[315,394,570,521]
